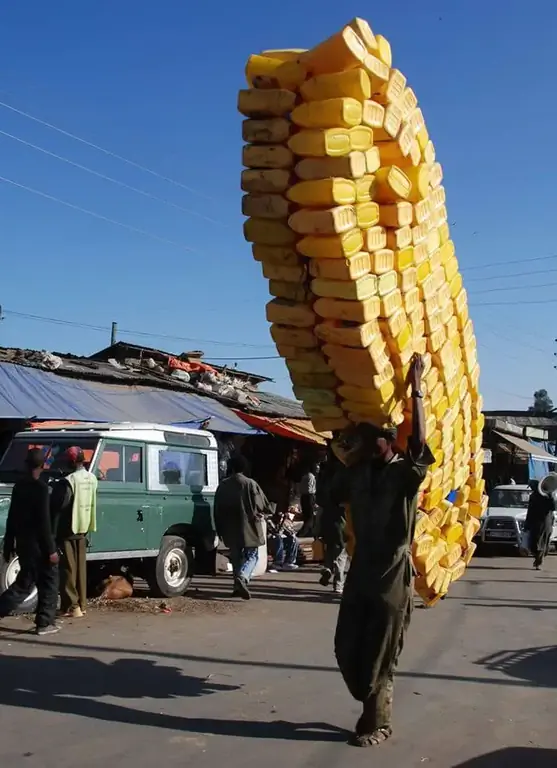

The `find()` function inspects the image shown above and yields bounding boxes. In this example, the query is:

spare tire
[146,535,193,598]
[0,554,38,614]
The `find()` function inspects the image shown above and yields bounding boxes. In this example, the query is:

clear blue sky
[0,0,556,409]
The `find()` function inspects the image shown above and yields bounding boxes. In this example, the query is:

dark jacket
[214,473,272,549]
[3,477,56,559]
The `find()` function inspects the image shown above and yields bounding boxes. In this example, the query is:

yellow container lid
[356,201,380,229]
[362,99,385,128]
[349,125,374,151]
[374,166,412,203]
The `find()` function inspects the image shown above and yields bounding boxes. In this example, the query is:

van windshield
[489,488,530,509]
[0,436,99,484]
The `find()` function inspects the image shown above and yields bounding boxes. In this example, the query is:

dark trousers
[0,548,59,628]
[300,494,315,535]
[60,538,87,611]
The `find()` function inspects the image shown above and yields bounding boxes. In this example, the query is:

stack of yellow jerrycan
[239,18,487,606]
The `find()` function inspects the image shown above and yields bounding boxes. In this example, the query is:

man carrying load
[333,354,433,747]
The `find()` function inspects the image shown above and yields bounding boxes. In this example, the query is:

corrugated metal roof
[493,430,557,462]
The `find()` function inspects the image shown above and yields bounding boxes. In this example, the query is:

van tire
[0,555,39,614]
[146,536,193,598]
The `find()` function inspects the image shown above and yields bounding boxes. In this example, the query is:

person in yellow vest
[51,447,98,618]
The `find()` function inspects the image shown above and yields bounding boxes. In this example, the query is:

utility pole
[111,321,117,345]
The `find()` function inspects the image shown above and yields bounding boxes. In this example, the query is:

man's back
[7,477,52,553]
[214,473,268,549]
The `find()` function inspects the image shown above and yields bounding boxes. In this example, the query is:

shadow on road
[0,654,239,699]
[453,747,557,767]
[0,652,347,741]
[1,633,551,690]
[476,646,557,688]
[463,602,557,611]
[189,580,339,604]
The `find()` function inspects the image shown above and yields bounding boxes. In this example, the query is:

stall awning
[235,411,331,445]
[0,362,255,435]
[493,430,557,462]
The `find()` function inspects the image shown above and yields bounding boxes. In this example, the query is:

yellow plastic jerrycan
[287,178,356,207]
[301,68,371,102]
[288,128,351,158]
[302,25,367,76]
[291,98,363,129]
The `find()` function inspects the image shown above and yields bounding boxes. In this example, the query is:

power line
[461,253,557,272]
[471,298,557,307]
[465,266,557,284]
[0,129,226,227]
[0,98,216,201]
[470,279,557,295]
[3,308,276,349]
[484,328,550,356]
[0,174,198,252]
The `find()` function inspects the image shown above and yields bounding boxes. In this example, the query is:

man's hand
[49,552,60,565]
[408,353,424,392]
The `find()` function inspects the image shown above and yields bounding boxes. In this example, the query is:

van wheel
[146,536,193,598]
[0,555,39,614]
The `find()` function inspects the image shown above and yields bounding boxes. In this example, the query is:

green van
[0,422,219,611]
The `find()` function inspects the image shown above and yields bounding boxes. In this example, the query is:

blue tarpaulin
[0,362,256,435]
[528,439,557,481]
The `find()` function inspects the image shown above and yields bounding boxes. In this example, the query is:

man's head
[66,446,85,470]
[25,448,45,476]
[344,423,397,465]
[227,455,249,476]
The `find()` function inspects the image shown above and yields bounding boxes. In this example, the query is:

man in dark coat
[214,455,272,600]
[0,448,60,635]
[333,354,434,747]
[525,480,555,569]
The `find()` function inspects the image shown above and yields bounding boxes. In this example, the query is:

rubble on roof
[0,346,305,420]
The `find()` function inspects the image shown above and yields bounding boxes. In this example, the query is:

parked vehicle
[479,483,557,552]
[0,422,219,611]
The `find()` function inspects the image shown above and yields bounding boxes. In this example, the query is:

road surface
[1,556,556,767]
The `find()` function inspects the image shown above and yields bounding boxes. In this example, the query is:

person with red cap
[51,446,98,618]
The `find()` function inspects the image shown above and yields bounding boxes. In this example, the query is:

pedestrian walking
[214,455,272,600]
[333,354,434,747]
[524,480,555,570]
[298,462,317,537]
[51,447,97,618]
[0,448,60,635]
[316,450,348,594]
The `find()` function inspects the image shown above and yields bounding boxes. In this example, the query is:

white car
[480,484,557,551]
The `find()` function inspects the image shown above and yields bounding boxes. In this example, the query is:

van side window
[147,445,207,491]
[97,444,143,483]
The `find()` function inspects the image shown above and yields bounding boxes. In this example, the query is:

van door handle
[137,510,144,523]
